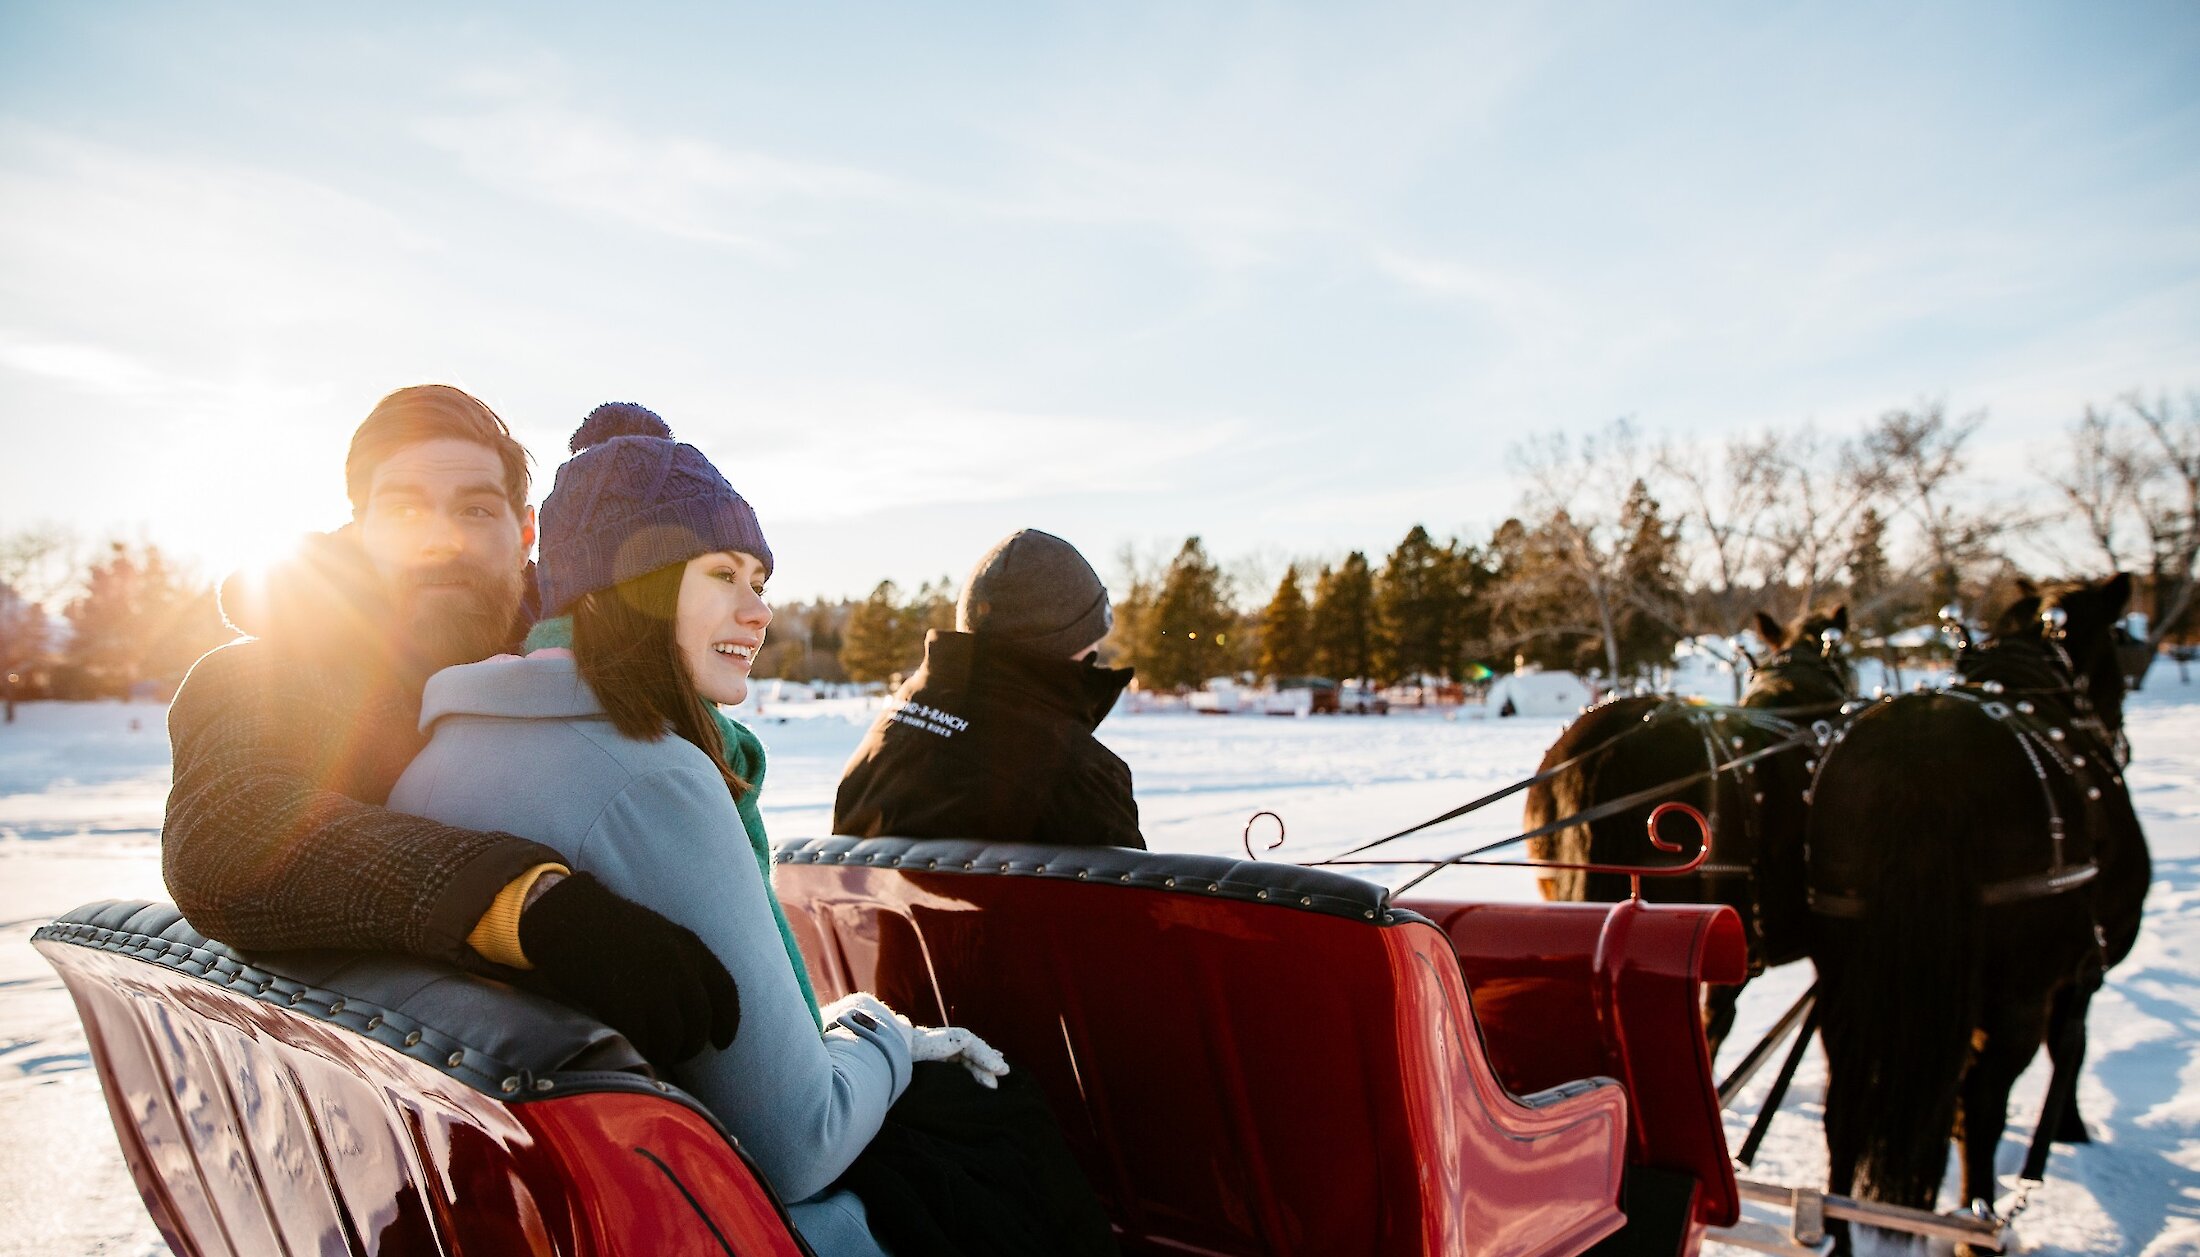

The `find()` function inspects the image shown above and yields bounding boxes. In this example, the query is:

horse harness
[1806,637,2125,926]
[1681,644,1853,951]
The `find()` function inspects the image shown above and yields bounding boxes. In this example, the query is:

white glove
[821,992,914,1052]
[897,1014,1010,1089]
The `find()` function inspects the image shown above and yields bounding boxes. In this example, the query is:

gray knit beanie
[535,403,772,617]
[956,529,1112,658]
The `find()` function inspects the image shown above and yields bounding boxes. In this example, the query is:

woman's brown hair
[573,561,751,799]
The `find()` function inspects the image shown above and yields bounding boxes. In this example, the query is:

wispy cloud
[684,385,1252,523]
[414,79,907,257]
[0,332,179,399]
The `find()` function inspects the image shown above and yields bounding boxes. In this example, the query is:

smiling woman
[677,549,772,707]
[382,400,1121,1256]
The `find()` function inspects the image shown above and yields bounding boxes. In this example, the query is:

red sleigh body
[35,837,1741,1255]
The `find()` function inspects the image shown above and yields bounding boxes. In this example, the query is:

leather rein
[1317,644,1853,897]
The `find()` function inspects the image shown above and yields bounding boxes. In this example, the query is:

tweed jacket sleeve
[161,642,565,959]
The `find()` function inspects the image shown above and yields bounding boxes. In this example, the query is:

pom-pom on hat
[535,402,772,617]
[956,529,1112,659]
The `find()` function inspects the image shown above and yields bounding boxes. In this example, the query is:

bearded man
[162,384,738,1062]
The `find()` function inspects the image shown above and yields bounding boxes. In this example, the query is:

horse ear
[1830,604,1849,633]
[1996,595,2042,636]
[1753,611,1786,648]
[2101,572,2133,613]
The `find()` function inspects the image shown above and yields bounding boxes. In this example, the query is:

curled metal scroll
[1242,811,1286,861]
[1404,802,1712,900]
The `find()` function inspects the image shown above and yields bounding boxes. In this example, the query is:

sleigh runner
[38,834,1751,1257]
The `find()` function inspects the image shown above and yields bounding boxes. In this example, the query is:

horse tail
[1525,718,1597,902]
[1809,696,1984,1209]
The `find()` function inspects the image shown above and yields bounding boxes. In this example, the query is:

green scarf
[527,616,822,1028]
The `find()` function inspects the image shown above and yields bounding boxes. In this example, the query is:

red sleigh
[35,835,1742,1256]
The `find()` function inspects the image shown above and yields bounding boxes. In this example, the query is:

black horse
[1525,605,1855,1050]
[1805,575,2150,1241]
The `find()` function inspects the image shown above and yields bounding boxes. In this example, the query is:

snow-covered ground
[3,673,2197,1254]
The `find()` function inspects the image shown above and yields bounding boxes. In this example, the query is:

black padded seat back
[777,835,1430,927]
[38,900,648,1090]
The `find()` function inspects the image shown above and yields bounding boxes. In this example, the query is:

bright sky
[2,3,2196,601]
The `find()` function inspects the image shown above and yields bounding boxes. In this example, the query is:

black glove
[518,872,741,1064]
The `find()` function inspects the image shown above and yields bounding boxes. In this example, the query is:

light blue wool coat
[388,654,907,1255]
[525,615,821,1027]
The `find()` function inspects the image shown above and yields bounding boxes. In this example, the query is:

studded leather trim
[775,836,1431,927]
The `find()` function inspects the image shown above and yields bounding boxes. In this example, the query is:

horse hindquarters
[1806,700,1988,1213]
[1525,699,1667,903]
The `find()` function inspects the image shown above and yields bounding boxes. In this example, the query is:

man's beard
[393,562,526,673]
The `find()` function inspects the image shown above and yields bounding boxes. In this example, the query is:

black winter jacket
[832,631,1145,849]
[162,529,562,959]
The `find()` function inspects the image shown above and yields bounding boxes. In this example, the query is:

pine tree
[1141,537,1233,690]
[1309,552,1376,681]
[1256,564,1310,681]
[0,581,46,720]
[839,580,905,683]
[1451,540,1498,679]
[1374,525,1461,683]
[803,601,848,682]
[62,543,227,698]
[900,578,956,667]
[1848,507,1892,633]
[1613,480,1684,675]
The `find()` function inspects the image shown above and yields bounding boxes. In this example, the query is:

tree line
[4,390,2193,712]
[779,392,2199,693]
[1092,395,2196,692]
[0,534,229,719]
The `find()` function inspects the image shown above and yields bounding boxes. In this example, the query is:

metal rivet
[289,991,307,1005]
[447,1051,465,1068]
[654,1080,671,1092]
[500,1077,520,1093]
[999,862,1012,872]
[1119,873,1132,882]
[2073,755,2087,768]
[1256,890,1269,899]
[258,980,274,994]
[364,1015,383,1031]
[2087,787,2102,800]
[404,1031,422,1047]
[926,859,939,869]
[2017,701,2035,714]
[1364,910,1376,919]
[963,861,975,870]
[1075,869,1089,880]
[535,1078,555,1092]
[2049,728,2066,742]
[1207,883,1219,892]
[1164,877,1177,887]
[327,999,344,1015]
[1300,896,1313,906]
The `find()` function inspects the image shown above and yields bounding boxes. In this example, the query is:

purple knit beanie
[535,403,772,617]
